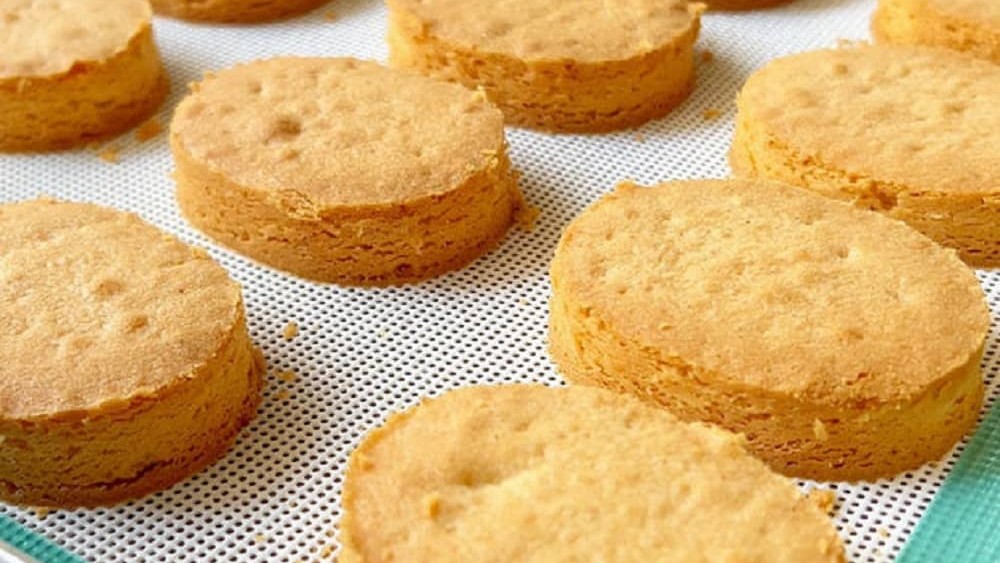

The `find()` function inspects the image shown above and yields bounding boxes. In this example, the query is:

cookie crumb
[254,534,268,543]
[702,108,722,121]
[515,202,540,232]
[701,50,714,63]
[320,544,336,558]
[323,10,337,21]
[275,390,291,401]
[807,489,836,514]
[517,298,528,307]
[878,527,889,538]
[33,507,52,519]
[633,131,646,143]
[97,144,122,164]
[135,118,162,142]
[282,321,299,341]
[278,370,298,383]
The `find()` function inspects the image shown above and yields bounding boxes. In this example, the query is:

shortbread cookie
[0,0,168,152]
[171,57,523,285]
[731,45,1000,267]
[0,199,264,507]
[549,180,988,481]
[706,0,792,10]
[151,0,329,23]
[341,385,845,563]
[873,0,999,62]
[387,0,704,132]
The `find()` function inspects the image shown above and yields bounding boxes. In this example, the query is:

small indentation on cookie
[266,116,303,143]
[247,81,262,94]
[92,279,124,298]
[125,314,150,333]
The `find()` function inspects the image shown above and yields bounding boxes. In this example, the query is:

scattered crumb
[878,527,889,538]
[190,247,210,260]
[282,321,300,341]
[808,489,837,514]
[278,370,298,383]
[517,298,528,307]
[632,131,646,143]
[324,528,336,538]
[33,507,52,520]
[274,390,291,401]
[812,418,829,441]
[288,500,299,509]
[376,328,388,339]
[702,108,722,121]
[320,544,336,559]
[254,534,268,544]
[323,10,338,21]
[701,50,714,63]
[97,144,122,164]
[134,118,162,142]
[515,202,540,231]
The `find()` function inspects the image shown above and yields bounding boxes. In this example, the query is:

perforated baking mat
[1,0,997,561]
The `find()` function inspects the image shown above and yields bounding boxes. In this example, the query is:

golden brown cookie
[873,0,1000,62]
[341,385,845,563]
[151,0,329,23]
[731,45,1000,267]
[706,0,793,10]
[0,199,264,508]
[387,0,705,133]
[549,179,989,481]
[0,0,168,152]
[171,57,523,285]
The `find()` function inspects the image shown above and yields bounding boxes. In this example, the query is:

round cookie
[171,57,523,285]
[341,384,846,563]
[730,45,1000,267]
[0,0,168,152]
[706,0,793,10]
[873,0,1000,62]
[549,179,989,481]
[151,0,329,23]
[386,0,705,133]
[0,199,264,508]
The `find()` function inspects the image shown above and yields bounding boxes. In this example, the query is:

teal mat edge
[0,515,83,563]
[898,399,1000,563]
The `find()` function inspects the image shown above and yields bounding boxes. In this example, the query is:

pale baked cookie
[706,0,793,10]
[387,0,705,133]
[171,57,523,285]
[731,45,1000,267]
[0,0,168,152]
[0,199,264,508]
[151,0,329,23]
[549,180,989,481]
[873,0,999,62]
[341,385,845,563]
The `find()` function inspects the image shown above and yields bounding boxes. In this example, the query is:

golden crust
[705,0,793,10]
[151,0,329,23]
[872,0,1000,62]
[548,179,988,480]
[730,45,1000,266]
[171,57,523,285]
[341,385,845,563]
[387,0,704,132]
[0,200,263,507]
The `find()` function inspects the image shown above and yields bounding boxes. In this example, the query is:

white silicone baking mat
[1,0,997,561]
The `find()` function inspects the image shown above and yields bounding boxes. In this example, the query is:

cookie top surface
[928,0,1000,27]
[0,200,243,420]
[0,0,151,79]
[551,180,988,405]
[342,384,844,563]
[170,57,506,209]
[388,0,702,63]
[738,45,999,195]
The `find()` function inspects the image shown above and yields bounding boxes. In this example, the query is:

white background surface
[1,0,997,561]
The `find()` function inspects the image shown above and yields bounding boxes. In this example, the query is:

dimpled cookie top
[930,0,1000,27]
[171,58,506,209]
[342,385,844,563]
[551,180,989,406]
[738,45,999,195]
[387,0,701,62]
[0,200,242,420]
[0,0,151,79]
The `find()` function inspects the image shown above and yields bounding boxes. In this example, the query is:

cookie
[151,0,329,23]
[0,0,168,152]
[171,57,523,285]
[549,179,989,481]
[387,0,705,133]
[730,45,1000,267]
[873,0,999,62]
[341,385,845,563]
[0,199,264,507]
[706,0,793,10]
